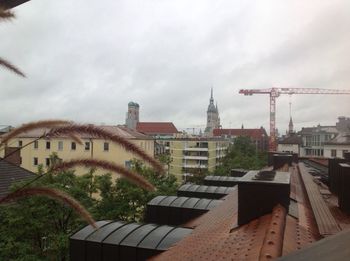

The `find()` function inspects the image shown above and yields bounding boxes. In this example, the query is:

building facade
[298,117,350,157]
[324,133,350,158]
[204,89,220,136]
[157,138,229,181]
[0,125,154,175]
[213,127,269,152]
[277,134,302,154]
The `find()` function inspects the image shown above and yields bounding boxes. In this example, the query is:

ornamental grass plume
[0,187,97,228]
[48,124,164,174]
[0,120,72,146]
[51,158,155,191]
[0,8,25,77]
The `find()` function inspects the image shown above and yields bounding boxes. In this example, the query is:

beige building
[158,137,229,181]
[0,125,155,175]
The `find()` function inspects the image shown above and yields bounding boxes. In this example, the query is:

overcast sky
[1,0,349,134]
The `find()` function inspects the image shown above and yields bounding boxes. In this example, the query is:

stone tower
[205,88,220,135]
[288,117,294,134]
[125,101,139,130]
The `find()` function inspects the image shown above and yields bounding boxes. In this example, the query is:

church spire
[210,87,214,103]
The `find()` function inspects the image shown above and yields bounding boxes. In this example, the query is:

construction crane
[239,87,350,151]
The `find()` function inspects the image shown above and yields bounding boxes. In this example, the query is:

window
[46,158,50,167]
[343,150,349,158]
[125,160,131,169]
[46,141,51,149]
[85,142,90,151]
[58,141,63,151]
[104,142,109,151]
[18,140,23,147]
[331,150,337,157]
[71,142,76,150]
[33,157,38,166]
[34,140,38,149]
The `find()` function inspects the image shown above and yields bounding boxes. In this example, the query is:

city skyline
[1,0,349,133]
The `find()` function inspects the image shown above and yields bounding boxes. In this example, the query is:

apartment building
[158,138,229,181]
[0,125,155,175]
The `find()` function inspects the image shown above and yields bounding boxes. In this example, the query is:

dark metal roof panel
[178,184,192,191]
[206,200,222,209]
[205,186,218,193]
[120,224,158,247]
[86,221,126,242]
[194,199,212,210]
[158,196,178,206]
[188,185,200,192]
[103,223,142,245]
[157,227,193,250]
[170,197,190,207]
[196,185,208,192]
[182,197,201,208]
[137,226,174,249]
[147,195,167,205]
[70,221,110,240]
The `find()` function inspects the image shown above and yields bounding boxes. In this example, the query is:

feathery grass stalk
[51,158,155,191]
[0,120,72,146]
[0,187,97,228]
[0,8,14,20]
[0,57,25,77]
[48,125,164,174]
[69,133,83,145]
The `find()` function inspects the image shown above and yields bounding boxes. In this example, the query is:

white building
[324,133,350,159]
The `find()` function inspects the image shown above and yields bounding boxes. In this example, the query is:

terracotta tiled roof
[0,159,35,199]
[136,122,179,135]
[213,128,268,139]
[152,164,321,261]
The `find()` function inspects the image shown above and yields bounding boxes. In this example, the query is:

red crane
[239,87,350,151]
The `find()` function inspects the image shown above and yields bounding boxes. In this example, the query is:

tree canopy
[0,158,178,260]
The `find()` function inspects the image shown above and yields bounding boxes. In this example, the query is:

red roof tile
[213,128,268,139]
[136,122,178,135]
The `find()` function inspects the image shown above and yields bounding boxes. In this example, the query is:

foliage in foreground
[0,160,178,261]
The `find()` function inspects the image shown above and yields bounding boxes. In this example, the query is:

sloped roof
[0,125,152,140]
[0,0,30,9]
[136,122,179,135]
[213,128,268,139]
[0,159,35,199]
[325,133,350,145]
[279,135,302,145]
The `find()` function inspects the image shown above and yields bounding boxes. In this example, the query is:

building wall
[300,132,337,157]
[324,144,350,159]
[0,137,154,176]
[277,144,299,154]
[160,139,228,181]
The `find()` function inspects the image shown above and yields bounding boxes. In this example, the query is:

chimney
[328,158,347,195]
[237,170,290,225]
[273,154,293,170]
[338,163,350,214]
[4,147,21,166]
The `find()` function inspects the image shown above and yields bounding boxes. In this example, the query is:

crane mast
[239,87,350,151]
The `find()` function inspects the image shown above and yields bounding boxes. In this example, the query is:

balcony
[184,147,208,152]
[183,164,208,169]
[183,155,208,160]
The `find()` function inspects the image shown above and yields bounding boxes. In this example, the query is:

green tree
[215,136,267,176]
[0,168,97,260]
[94,159,179,222]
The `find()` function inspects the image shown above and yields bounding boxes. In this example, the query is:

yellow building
[158,137,229,181]
[0,125,155,175]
